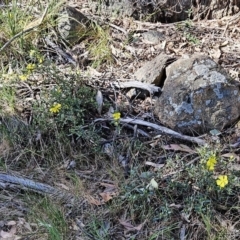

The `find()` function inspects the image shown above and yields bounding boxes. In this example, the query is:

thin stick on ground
[120,118,206,146]
[94,117,206,145]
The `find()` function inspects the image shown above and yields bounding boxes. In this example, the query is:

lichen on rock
[154,55,240,134]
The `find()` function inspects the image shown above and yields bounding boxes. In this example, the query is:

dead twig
[109,23,128,35]
[113,81,161,95]
[94,117,206,145]
[120,118,206,146]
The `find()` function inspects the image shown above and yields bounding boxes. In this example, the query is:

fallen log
[0,173,73,203]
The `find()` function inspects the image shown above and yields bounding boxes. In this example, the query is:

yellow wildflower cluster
[26,63,36,72]
[113,112,121,121]
[19,50,44,81]
[38,57,43,64]
[206,155,217,171]
[19,74,28,81]
[112,112,121,126]
[216,175,228,188]
[204,154,229,189]
[19,63,35,81]
[50,103,61,114]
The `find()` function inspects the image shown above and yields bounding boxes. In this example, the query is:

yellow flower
[206,155,217,171]
[113,112,121,121]
[50,103,61,114]
[19,74,28,81]
[216,175,228,188]
[26,63,36,72]
[112,112,121,126]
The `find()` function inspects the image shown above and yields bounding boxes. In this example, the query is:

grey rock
[57,6,91,44]
[154,55,240,134]
[89,0,239,23]
[89,0,134,18]
[126,88,137,99]
[89,0,191,22]
[142,30,165,44]
[134,53,176,86]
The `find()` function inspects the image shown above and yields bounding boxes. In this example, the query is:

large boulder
[154,55,240,134]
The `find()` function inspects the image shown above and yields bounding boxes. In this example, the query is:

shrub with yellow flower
[216,175,228,188]
[206,154,217,171]
[50,103,61,114]
[112,112,121,126]
[19,74,29,81]
[26,63,36,72]
[113,112,121,121]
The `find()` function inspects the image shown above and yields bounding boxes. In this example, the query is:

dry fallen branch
[0,173,74,202]
[94,117,206,145]
[113,81,161,95]
[109,23,128,35]
[120,118,206,146]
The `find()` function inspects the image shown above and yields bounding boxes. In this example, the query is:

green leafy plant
[185,32,200,45]
[32,70,96,135]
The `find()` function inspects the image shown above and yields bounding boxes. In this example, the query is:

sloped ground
[0,1,240,239]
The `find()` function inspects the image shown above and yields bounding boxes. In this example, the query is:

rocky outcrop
[89,0,240,23]
[89,0,136,19]
[154,55,240,134]
[89,0,190,22]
